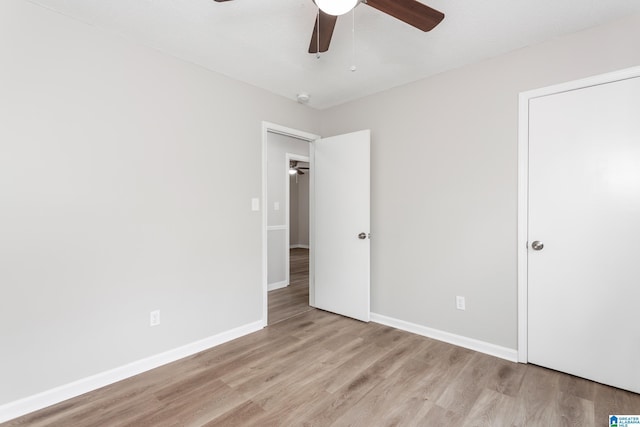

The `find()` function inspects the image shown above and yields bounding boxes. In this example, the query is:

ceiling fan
[213,0,444,54]
[290,161,309,175]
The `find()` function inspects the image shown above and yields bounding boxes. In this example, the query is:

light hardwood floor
[268,248,311,325]
[5,254,640,425]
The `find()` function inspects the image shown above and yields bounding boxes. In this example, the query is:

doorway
[262,122,319,326]
[268,155,312,325]
[261,123,372,326]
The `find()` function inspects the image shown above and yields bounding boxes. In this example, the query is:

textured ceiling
[28,0,640,109]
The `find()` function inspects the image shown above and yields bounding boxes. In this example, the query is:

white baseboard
[370,313,518,363]
[289,244,309,249]
[0,320,264,423]
[268,280,288,291]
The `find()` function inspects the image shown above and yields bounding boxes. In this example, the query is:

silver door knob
[531,241,544,251]
[358,232,367,240]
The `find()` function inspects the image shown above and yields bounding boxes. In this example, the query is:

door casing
[517,65,640,362]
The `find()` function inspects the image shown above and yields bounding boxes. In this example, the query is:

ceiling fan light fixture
[315,0,358,16]
[289,168,297,175]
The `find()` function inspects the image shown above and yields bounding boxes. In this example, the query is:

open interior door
[313,130,370,322]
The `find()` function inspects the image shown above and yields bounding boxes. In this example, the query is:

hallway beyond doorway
[268,248,311,325]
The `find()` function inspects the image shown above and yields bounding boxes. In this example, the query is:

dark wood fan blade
[365,0,444,32]
[213,0,233,2]
[308,11,338,53]
[297,169,305,175]
[299,167,309,170]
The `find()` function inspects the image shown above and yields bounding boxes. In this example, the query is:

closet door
[528,76,640,393]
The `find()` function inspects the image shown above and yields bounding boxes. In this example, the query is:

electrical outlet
[456,296,466,311]
[150,310,161,326]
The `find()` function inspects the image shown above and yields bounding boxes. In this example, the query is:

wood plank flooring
[5,251,640,425]
[268,248,311,325]
[6,308,640,426]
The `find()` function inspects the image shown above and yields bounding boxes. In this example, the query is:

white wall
[266,133,309,286]
[319,14,640,350]
[0,0,318,407]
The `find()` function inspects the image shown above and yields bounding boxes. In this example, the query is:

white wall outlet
[150,310,160,326]
[456,296,466,311]
[274,201,280,211]
[251,198,260,211]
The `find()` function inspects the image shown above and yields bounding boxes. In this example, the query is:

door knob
[358,232,367,240]
[531,241,544,251]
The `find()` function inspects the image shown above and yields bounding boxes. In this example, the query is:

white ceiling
[29,0,640,109]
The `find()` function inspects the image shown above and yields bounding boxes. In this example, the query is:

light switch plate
[251,198,260,211]
[150,310,161,326]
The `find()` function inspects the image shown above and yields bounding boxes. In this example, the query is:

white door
[528,76,640,393]
[313,130,370,322]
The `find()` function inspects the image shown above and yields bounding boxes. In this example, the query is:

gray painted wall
[319,14,640,350]
[290,175,299,245]
[0,0,317,405]
[290,172,310,247]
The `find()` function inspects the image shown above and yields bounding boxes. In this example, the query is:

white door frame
[517,66,640,362]
[262,122,320,327]
[285,152,310,288]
